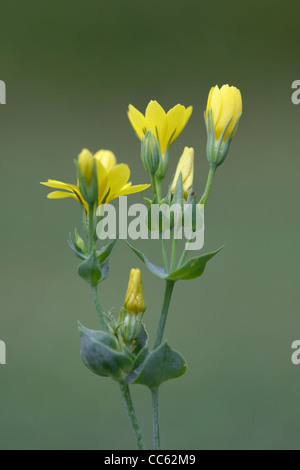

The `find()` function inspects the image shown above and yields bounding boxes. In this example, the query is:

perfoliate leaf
[79,323,134,380]
[78,253,102,285]
[131,342,187,389]
[166,246,223,281]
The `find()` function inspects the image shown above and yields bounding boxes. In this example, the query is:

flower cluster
[41,83,242,450]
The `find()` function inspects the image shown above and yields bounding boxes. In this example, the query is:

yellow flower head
[41,149,150,211]
[128,100,193,155]
[206,85,242,141]
[124,269,146,314]
[171,147,194,199]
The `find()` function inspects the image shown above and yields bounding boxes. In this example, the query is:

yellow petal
[145,100,168,151]
[206,87,215,112]
[106,164,131,202]
[128,105,148,140]
[231,88,242,139]
[118,183,150,197]
[210,86,222,134]
[125,268,146,314]
[94,150,117,171]
[215,85,237,140]
[171,147,194,198]
[95,159,109,205]
[166,104,193,150]
[47,191,79,200]
[184,106,193,127]
[41,179,78,192]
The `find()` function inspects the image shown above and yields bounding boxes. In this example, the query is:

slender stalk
[91,285,108,331]
[151,175,158,201]
[156,179,162,201]
[170,235,177,272]
[151,388,160,450]
[119,381,146,450]
[160,235,168,272]
[154,280,175,350]
[200,165,216,205]
[88,204,96,252]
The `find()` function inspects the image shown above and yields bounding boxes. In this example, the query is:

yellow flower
[41,149,150,211]
[206,84,242,141]
[128,100,193,154]
[171,147,194,199]
[124,269,146,314]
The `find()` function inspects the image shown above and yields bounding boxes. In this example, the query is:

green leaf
[78,253,102,285]
[132,342,187,389]
[126,240,223,282]
[166,246,223,281]
[79,323,134,380]
[126,241,167,279]
[96,238,117,264]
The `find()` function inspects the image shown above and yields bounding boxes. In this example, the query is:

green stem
[170,234,177,272]
[152,280,175,450]
[156,179,162,201]
[177,244,189,268]
[151,388,160,450]
[88,204,96,253]
[91,285,108,332]
[151,175,158,201]
[200,165,216,205]
[119,381,146,450]
[154,280,175,350]
[160,235,168,272]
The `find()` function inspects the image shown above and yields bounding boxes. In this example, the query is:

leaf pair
[127,242,223,281]
[68,233,117,286]
[79,323,186,389]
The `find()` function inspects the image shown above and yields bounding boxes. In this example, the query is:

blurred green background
[0,0,299,450]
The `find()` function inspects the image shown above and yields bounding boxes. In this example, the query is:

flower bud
[171,147,194,199]
[78,149,95,186]
[205,84,242,167]
[141,131,161,176]
[77,149,98,205]
[124,269,146,314]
